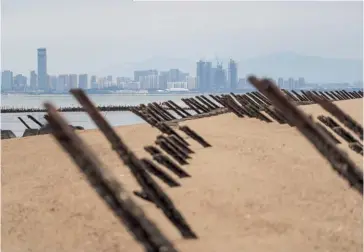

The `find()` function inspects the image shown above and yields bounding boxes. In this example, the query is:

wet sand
[2,99,363,252]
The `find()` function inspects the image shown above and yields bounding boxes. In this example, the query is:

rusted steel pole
[144,146,191,178]
[27,115,44,127]
[163,102,187,119]
[195,96,216,110]
[248,76,363,195]
[309,94,363,140]
[18,117,31,129]
[182,98,202,114]
[152,102,177,120]
[189,98,210,113]
[70,89,198,239]
[44,102,178,252]
[209,94,225,106]
[147,104,171,121]
[199,95,220,109]
[168,101,192,117]
[140,158,181,187]
[179,126,211,148]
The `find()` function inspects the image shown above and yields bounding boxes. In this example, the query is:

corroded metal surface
[44,102,178,252]
[179,126,212,148]
[309,94,363,140]
[144,146,191,178]
[70,89,198,239]
[140,158,181,187]
[156,139,189,165]
[248,76,363,195]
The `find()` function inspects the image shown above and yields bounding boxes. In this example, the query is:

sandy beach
[2,99,363,252]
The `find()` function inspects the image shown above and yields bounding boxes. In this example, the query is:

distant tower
[228,59,238,91]
[277,78,284,88]
[30,70,37,90]
[1,70,13,91]
[196,60,205,91]
[37,48,48,91]
[68,74,78,89]
[79,74,89,89]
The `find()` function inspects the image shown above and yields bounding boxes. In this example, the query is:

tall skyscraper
[158,71,169,90]
[106,75,113,87]
[57,74,69,93]
[79,74,88,89]
[49,75,58,91]
[186,76,197,90]
[1,70,13,91]
[139,74,158,90]
[90,75,98,89]
[68,74,78,89]
[196,60,212,92]
[13,74,27,91]
[277,78,284,88]
[37,48,48,91]
[134,70,158,82]
[213,63,226,91]
[298,77,305,88]
[30,71,37,90]
[288,77,295,90]
[228,59,238,91]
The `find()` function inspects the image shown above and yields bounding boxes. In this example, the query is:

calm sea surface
[1,93,202,137]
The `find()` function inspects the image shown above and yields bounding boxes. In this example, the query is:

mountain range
[98,52,363,83]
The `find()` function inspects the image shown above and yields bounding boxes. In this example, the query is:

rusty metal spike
[308,94,363,140]
[248,76,363,195]
[44,102,178,252]
[140,158,181,187]
[168,101,192,117]
[179,125,211,148]
[70,89,198,239]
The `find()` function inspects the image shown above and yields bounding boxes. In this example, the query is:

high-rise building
[57,74,69,93]
[298,77,305,89]
[277,78,284,89]
[213,63,226,91]
[196,60,212,92]
[167,81,188,89]
[158,71,169,90]
[98,77,107,89]
[134,70,158,82]
[186,76,197,90]
[106,75,113,87]
[49,75,58,91]
[79,74,88,89]
[13,74,27,91]
[1,70,13,91]
[167,69,188,82]
[37,48,48,91]
[68,74,78,89]
[288,77,295,90]
[30,71,37,90]
[228,59,238,91]
[139,74,159,90]
[90,75,98,89]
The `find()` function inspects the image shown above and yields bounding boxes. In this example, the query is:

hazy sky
[1,0,363,76]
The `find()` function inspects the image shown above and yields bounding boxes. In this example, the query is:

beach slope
[2,99,363,252]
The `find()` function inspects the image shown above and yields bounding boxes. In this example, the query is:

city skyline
[2,1,362,78]
[3,47,334,93]
[1,49,362,84]
[1,44,363,94]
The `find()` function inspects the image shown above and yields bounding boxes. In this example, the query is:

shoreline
[2,98,363,251]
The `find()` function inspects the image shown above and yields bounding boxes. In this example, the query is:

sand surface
[2,99,363,252]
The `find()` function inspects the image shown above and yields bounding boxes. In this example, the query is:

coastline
[2,98,363,252]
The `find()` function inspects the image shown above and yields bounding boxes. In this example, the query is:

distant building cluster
[238,77,306,90]
[1,48,359,94]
